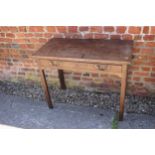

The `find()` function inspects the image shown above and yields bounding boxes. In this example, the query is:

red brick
[6,33,15,38]
[0,26,18,32]
[148,56,155,61]
[25,33,34,37]
[68,26,78,33]
[134,35,142,41]
[38,38,48,43]
[132,61,144,66]
[94,34,109,39]
[151,73,155,77]
[122,34,133,40]
[133,77,140,81]
[0,33,5,37]
[143,26,149,34]
[79,26,89,32]
[141,67,151,71]
[1,25,155,95]
[46,26,56,32]
[129,66,139,71]
[141,48,154,55]
[18,26,27,32]
[128,71,133,76]
[104,26,114,32]
[150,26,155,34]
[14,39,29,44]
[19,44,28,49]
[137,55,148,61]
[29,26,44,32]
[116,26,126,33]
[44,33,54,38]
[27,44,35,49]
[90,26,102,33]
[83,33,93,39]
[133,48,141,53]
[16,33,25,38]
[28,38,39,43]
[145,62,155,66]
[134,82,143,86]
[128,26,141,34]
[132,60,144,66]
[56,26,67,33]
[134,41,145,47]
[134,72,149,76]
[110,35,121,40]
[143,35,155,41]
[34,33,44,37]
[0,38,12,43]
[145,42,155,47]
[144,78,155,83]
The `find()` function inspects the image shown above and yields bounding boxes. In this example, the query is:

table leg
[58,69,66,89]
[119,65,128,121]
[40,68,53,109]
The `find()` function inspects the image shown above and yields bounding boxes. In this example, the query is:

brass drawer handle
[97,64,108,71]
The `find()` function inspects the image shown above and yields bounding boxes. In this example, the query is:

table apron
[37,59,123,78]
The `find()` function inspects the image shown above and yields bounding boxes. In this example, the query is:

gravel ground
[118,113,155,129]
[0,80,155,116]
[0,92,155,129]
[0,93,115,129]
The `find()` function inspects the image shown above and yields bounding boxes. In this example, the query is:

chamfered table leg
[40,68,53,109]
[119,64,128,121]
[58,69,66,90]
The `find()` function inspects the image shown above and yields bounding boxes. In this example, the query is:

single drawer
[38,59,52,68]
[38,59,122,77]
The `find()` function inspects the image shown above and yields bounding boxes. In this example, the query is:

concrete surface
[0,93,154,129]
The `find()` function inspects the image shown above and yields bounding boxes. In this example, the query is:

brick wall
[0,26,155,96]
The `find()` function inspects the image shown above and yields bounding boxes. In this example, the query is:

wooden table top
[32,38,133,64]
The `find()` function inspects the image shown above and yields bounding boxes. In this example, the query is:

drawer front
[38,59,52,68]
[38,59,122,77]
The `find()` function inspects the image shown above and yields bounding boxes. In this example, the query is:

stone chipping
[0,80,155,116]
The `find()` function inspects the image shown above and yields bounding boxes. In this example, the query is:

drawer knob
[97,64,108,71]
[51,61,59,67]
